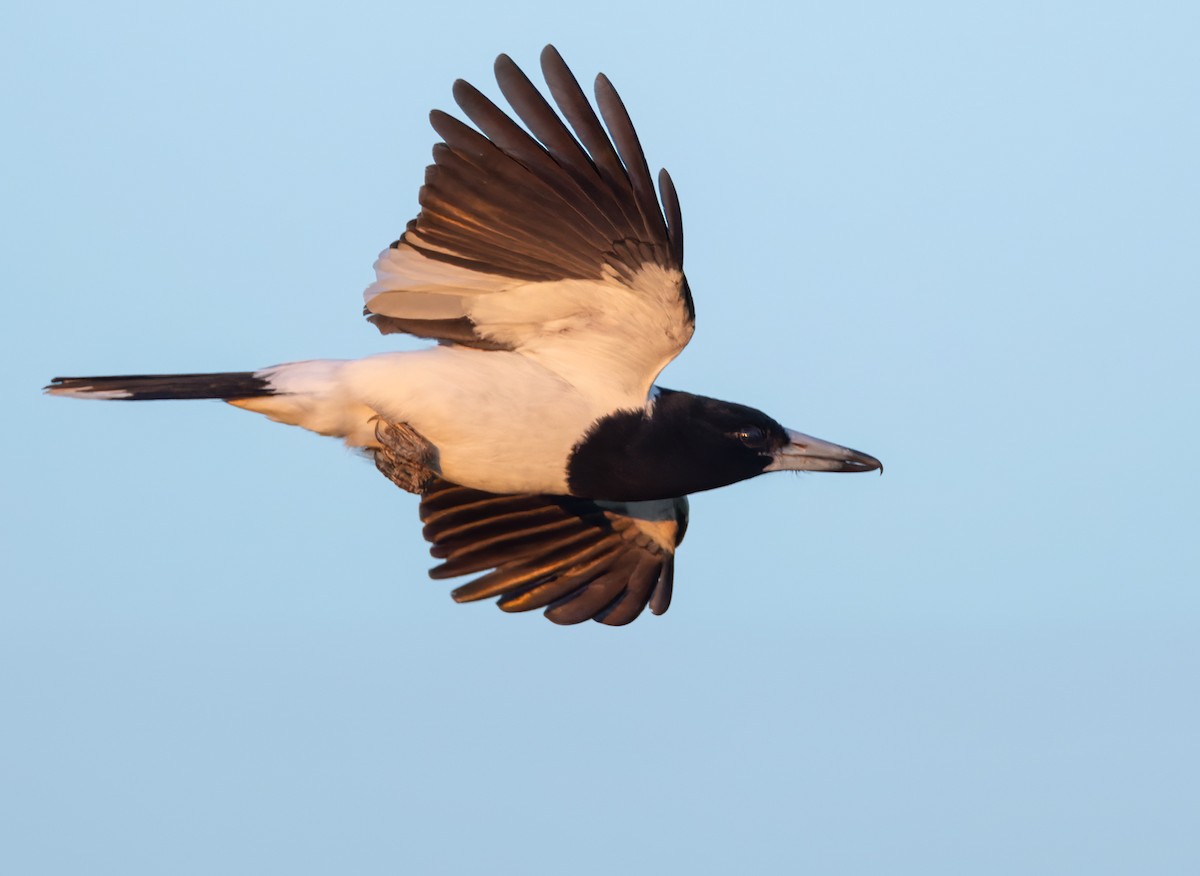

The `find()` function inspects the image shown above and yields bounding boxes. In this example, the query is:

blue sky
[4,2,1198,873]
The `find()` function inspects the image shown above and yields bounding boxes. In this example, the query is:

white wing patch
[366,250,691,410]
[365,242,518,312]
[472,264,691,408]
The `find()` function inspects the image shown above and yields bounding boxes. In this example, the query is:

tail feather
[47,359,379,446]
[45,372,274,401]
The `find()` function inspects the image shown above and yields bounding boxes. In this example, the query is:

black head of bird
[567,389,880,501]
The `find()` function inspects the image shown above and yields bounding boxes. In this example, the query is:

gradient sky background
[4,2,1198,873]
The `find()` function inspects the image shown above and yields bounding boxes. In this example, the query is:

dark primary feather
[538,47,644,237]
[423,122,603,278]
[593,72,669,249]
[418,479,684,626]
[658,168,685,266]
[493,54,630,241]
[449,77,624,250]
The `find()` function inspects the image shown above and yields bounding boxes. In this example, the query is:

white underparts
[226,349,624,496]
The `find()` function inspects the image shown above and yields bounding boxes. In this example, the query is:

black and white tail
[44,372,275,401]
[46,361,380,447]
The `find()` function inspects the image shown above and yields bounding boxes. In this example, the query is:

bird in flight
[47,45,881,626]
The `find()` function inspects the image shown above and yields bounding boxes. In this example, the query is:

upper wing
[365,45,694,400]
[419,478,688,626]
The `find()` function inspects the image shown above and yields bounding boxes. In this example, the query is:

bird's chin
[765,429,882,474]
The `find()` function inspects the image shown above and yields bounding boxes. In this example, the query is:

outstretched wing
[365,45,694,401]
[419,478,688,626]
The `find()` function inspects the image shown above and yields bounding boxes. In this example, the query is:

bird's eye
[734,426,770,449]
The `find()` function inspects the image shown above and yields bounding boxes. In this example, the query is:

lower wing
[375,420,687,626]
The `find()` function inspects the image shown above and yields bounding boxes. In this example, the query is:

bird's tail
[44,371,274,401]
[46,361,381,447]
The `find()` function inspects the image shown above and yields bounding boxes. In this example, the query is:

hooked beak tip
[840,450,884,474]
[767,429,883,475]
